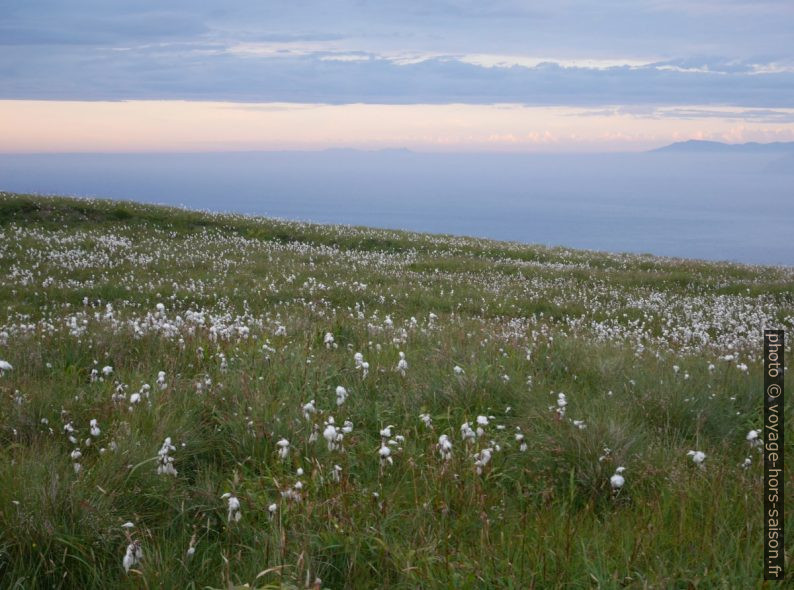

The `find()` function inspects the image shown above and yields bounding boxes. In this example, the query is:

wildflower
[515,432,527,452]
[71,447,83,473]
[610,466,626,490]
[123,540,143,573]
[156,437,177,476]
[474,447,493,475]
[331,464,342,482]
[335,385,348,406]
[281,483,303,503]
[396,351,408,376]
[90,419,101,437]
[419,413,433,428]
[746,430,762,448]
[460,422,476,444]
[687,450,706,469]
[323,420,342,451]
[556,393,567,416]
[222,493,242,522]
[378,444,393,467]
[302,400,316,420]
[324,332,335,348]
[437,434,453,461]
[276,438,290,461]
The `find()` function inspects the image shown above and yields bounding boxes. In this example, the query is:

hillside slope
[0,192,792,588]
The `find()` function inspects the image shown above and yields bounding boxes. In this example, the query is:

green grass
[0,191,791,589]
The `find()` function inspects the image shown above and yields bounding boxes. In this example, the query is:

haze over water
[1,149,791,266]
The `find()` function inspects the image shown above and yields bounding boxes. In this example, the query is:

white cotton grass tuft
[302,399,316,420]
[610,466,626,490]
[70,447,82,473]
[453,365,464,376]
[323,332,335,348]
[156,437,177,476]
[473,447,493,475]
[396,351,408,376]
[331,464,343,482]
[0,360,12,375]
[419,413,433,428]
[323,419,343,451]
[276,438,290,461]
[556,393,567,418]
[746,429,762,449]
[186,533,197,558]
[90,419,101,437]
[687,450,706,469]
[515,431,527,452]
[354,352,369,377]
[335,385,348,406]
[460,422,476,444]
[437,434,453,461]
[378,444,393,467]
[123,540,143,573]
[222,493,242,522]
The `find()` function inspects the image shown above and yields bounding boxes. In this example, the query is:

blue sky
[2,1,793,151]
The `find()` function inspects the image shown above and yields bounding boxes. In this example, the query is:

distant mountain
[652,140,794,153]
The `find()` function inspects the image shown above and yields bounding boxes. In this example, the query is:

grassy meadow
[0,192,791,589]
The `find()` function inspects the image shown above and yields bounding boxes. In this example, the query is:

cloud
[1,1,792,107]
[2,44,792,108]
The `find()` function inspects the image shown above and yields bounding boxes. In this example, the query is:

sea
[1,150,791,266]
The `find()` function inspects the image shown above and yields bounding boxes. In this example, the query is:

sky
[2,0,794,152]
